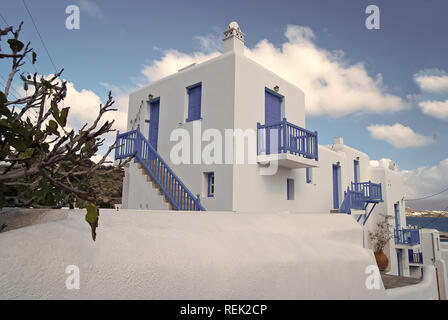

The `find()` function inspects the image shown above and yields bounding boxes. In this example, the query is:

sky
[0,0,447,208]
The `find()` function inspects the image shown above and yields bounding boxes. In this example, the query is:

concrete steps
[138,163,175,210]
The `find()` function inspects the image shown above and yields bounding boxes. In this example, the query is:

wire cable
[21,0,58,73]
[405,185,448,201]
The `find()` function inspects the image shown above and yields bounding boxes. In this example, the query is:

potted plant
[368,214,394,271]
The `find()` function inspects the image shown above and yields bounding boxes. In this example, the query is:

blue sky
[1,0,448,202]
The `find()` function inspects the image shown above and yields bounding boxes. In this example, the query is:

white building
[116,22,424,278]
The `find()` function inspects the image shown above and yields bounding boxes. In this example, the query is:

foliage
[368,214,395,253]
[0,22,133,240]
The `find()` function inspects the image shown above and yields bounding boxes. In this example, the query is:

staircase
[115,126,205,211]
[339,181,383,225]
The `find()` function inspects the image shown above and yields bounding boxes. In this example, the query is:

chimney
[223,21,245,55]
[334,137,344,145]
[333,137,344,152]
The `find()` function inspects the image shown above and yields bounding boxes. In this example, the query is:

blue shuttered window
[207,172,215,197]
[187,83,202,122]
[287,178,294,200]
[354,160,360,184]
[306,168,312,184]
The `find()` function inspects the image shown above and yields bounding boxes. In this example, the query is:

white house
[116,22,425,279]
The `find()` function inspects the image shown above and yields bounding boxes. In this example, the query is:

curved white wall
[385,265,440,300]
[0,210,387,299]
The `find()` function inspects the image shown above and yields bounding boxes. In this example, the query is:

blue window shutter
[207,172,214,197]
[354,160,360,183]
[287,178,294,200]
[306,168,312,183]
[187,84,202,121]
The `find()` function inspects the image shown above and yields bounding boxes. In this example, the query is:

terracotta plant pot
[374,252,389,271]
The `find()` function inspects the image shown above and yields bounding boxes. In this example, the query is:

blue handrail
[339,189,365,214]
[339,181,383,215]
[115,127,205,211]
[395,229,420,245]
[257,118,318,160]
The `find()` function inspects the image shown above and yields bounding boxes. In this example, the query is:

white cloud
[414,69,448,93]
[15,76,128,161]
[194,27,223,53]
[142,50,220,83]
[75,0,104,18]
[402,158,448,201]
[369,158,398,171]
[367,123,435,148]
[418,99,448,121]
[141,24,407,116]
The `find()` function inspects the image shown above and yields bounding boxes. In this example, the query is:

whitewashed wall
[124,53,237,211]
[0,210,388,299]
[421,229,448,299]
[368,167,407,276]
[385,265,439,300]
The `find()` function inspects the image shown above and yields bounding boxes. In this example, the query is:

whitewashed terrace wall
[0,210,387,299]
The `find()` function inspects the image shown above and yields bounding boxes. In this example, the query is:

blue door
[149,99,160,150]
[265,90,282,154]
[394,203,400,228]
[397,250,402,276]
[332,164,340,209]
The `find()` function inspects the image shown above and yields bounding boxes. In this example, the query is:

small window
[306,168,312,184]
[354,160,360,183]
[287,178,294,200]
[207,172,215,197]
[186,83,202,122]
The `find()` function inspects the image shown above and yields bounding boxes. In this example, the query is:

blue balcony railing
[408,250,423,264]
[351,181,383,202]
[394,229,420,246]
[257,118,318,160]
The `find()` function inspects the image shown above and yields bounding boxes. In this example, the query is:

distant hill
[406,207,448,218]
[406,198,448,211]
[76,166,124,208]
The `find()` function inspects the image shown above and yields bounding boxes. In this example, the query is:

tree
[0,22,133,240]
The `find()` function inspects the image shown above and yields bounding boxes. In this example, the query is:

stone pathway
[381,272,422,289]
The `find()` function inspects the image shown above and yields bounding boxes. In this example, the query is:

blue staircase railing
[257,118,318,160]
[115,126,205,211]
[339,189,365,214]
[339,181,383,225]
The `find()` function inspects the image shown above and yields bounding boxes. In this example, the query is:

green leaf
[85,203,99,241]
[46,120,59,136]
[0,91,10,118]
[41,80,53,89]
[18,147,34,159]
[7,39,24,52]
[81,141,93,153]
[59,107,69,127]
